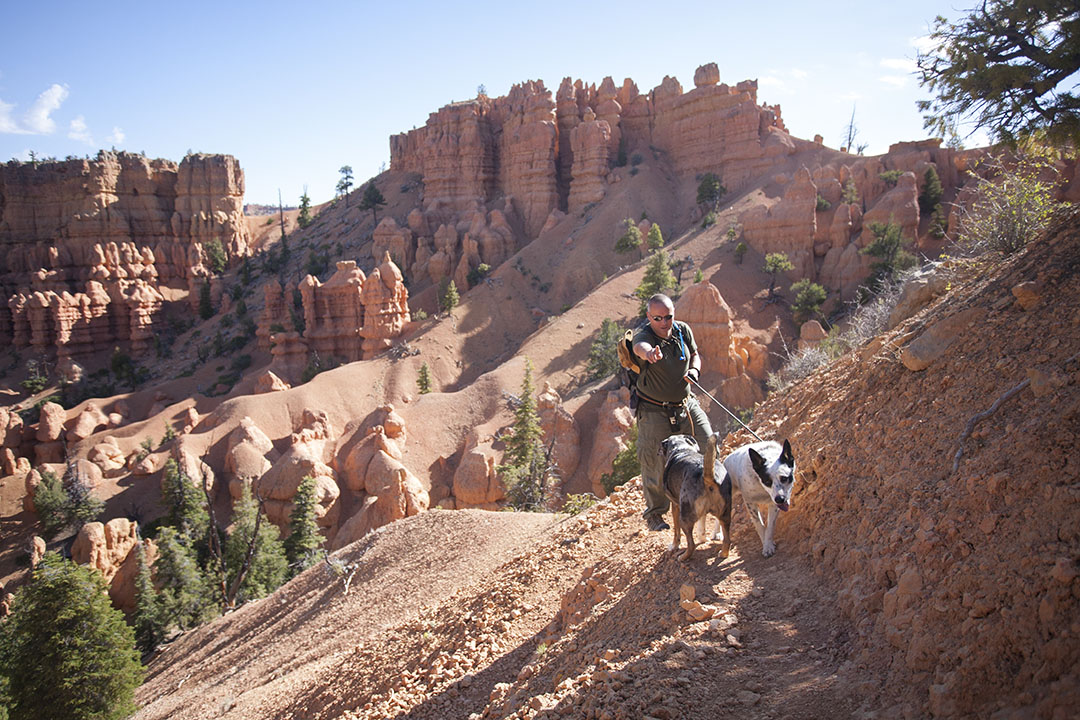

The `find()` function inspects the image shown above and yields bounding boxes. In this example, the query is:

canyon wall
[0,151,251,360]
[390,63,795,237]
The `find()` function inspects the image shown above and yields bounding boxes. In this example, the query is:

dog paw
[679,550,693,562]
[762,542,776,557]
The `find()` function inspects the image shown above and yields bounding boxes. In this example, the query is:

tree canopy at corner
[917,0,1080,145]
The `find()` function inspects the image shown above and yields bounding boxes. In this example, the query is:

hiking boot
[646,514,671,532]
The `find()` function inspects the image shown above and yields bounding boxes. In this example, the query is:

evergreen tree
[438,279,459,314]
[0,553,142,720]
[417,362,432,394]
[498,358,553,511]
[646,223,664,251]
[154,527,216,629]
[614,218,643,259]
[284,475,324,576]
[337,165,354,207]
[132,543,166,655]
[696,172,726,209]
[790,279,828,323]
[763,252,794,301]
[862,222,917,289]
[298,188,313,228]
[919,166,944,214]
[916,0,1080,146]
[204,238,227,274]
[225,485,288,604]
[198,280,213,320]
[32,468,103,539]
[585,318,622,381]
[161,458,209,548]
[841,179,859,205]
[359,181,386,222]
[634,250,677,315]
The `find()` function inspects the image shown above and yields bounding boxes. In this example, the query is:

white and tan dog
[722,439,795,557]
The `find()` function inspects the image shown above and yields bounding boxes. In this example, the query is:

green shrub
[879,169,903,187]
[955,154,1059,255]
[734,242,747,264]
[585,318,622,381]
[919,166,944,214]
[816,194,831,211]
[561,493,598,516]
[701,211,717,228]
[600,425,639,495]
[204,239,227,274]
[438,279,460,313]
[696,172,725,208]
[0,553,142,720]
[790,279,828,323]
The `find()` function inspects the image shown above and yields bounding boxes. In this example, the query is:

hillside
[0,64,1077,720]
[131,210,1079,719]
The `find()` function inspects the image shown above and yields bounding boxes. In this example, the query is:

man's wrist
[687,368,699,382]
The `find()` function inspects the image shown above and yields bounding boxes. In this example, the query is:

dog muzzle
[775,497,790,512]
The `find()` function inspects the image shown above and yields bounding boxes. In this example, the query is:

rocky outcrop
[537,383,580,480]
[0,151,251,355]
[253,409,340,532]
[334,405,428,547]
[741,167,817,279]
[71,517,146,612]
[300,261,366,362]
[451,433,505,509]
[391,65,794,241]
[360,253,411,359]
[568,109,612,215]
[675,282,766,409]
[585,387,634,497]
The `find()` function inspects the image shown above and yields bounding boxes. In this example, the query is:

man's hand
[644,345,663,363]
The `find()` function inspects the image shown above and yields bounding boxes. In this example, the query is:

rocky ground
[129,210,1080,720]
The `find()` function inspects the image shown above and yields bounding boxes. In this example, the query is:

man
[632,293,713,531]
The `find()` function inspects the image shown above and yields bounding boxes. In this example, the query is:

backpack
[616,328,643,388]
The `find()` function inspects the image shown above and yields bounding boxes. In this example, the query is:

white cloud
[68,115,94,144]
[105,126,125,144]
[837,91,863,103]
[881,57,917,72]
[879,75,908,88]
[910,34,939,56]
[0,98,21,133]
[22,83,68,134]
[759,75,787,90]
[790,68,808,80]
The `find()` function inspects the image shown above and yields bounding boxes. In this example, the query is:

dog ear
[748,447,767,473]
[780,439,794,465]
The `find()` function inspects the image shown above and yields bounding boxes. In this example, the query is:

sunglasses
[650,314,673,322]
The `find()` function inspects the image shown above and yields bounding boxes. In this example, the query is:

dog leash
[686,376,765,443]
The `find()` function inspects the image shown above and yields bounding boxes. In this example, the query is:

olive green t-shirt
[632,321,697,404]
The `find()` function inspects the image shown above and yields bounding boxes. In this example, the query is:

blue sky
[0,1,984,206]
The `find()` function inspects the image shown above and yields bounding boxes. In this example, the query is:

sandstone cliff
[0,151,251,359]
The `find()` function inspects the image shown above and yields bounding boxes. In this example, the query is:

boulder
[537,383,580,479]
[36,402,66,442]
[901,307,986,371]
[66,402,110,442]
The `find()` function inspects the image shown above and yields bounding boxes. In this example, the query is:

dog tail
[704,433,718,488]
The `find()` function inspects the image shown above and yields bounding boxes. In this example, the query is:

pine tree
[298,188,313,228]
[337,165,354,207]
[225,485,288,604]
[763,252,794,301]
[161,458,209,548]
[417,362,432,394]
[439,279,459,314]
[790,279,828,323]
[646,223,664,251]
[0,553,142,720]
[204,238,227,274]
[32,468,103,540]
[696,172,726,209]
[634,250,677,315]
[359,181,386,222]
[614,218,643,259]
[862,222,917,289]
[585,318,622,381]
[284,475,324,576]
[154,527,216,630]
[132,543,166,654]
[841,179,859,205]
[919,166,944,214]
[498,358,553,511]
[198,280,213,320]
